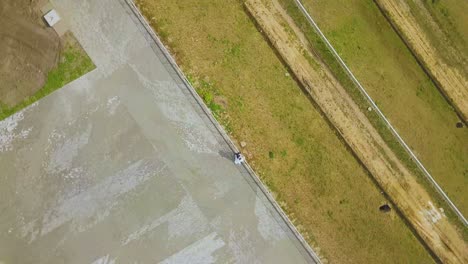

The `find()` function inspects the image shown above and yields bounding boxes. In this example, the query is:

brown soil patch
[375,0,468,122]
[245,0,467,262]
[0,0,60,106]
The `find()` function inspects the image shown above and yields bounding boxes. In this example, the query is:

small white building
[43,9,61,27]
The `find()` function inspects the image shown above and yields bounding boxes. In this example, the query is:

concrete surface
[0,0,316,263]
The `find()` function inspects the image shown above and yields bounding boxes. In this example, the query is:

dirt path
[245,0,467,262]
[375,0,468,122]
[0,0,60,106]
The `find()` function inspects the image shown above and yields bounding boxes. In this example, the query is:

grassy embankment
[419,0,468,65]
[0,33,95,121]
[136,0,432,263]
[395,0,468,72]
[375,0,468,121]
[249,0,465,261]
[289,0,468,227]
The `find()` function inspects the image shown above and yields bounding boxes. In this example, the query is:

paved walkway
[0,0,316,263]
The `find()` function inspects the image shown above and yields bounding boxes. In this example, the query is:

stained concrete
[0,0,316,263]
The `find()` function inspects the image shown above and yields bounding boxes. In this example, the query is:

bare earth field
[245,0,466,262]
[376,0,468,122]
[136,0,434,263]
[0,0,60,106]
[0,1,95,121]
[297,0,468,218]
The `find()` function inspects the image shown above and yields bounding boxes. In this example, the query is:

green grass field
[295,0,468,218]
[0,34,95,121]
[136,0,433,262]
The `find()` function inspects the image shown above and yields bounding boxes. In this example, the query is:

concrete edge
[120,0,322,263]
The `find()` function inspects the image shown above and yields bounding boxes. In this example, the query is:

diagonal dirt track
[245,0,467,262]
[294,0,467,228]
[375,0,468,122]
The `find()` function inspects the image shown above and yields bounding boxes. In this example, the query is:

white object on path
[234,153,245,165]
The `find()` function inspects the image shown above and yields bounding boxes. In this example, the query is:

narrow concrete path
[0,0,318,263]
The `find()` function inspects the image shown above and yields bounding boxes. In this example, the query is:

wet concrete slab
[0,0,315,263]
